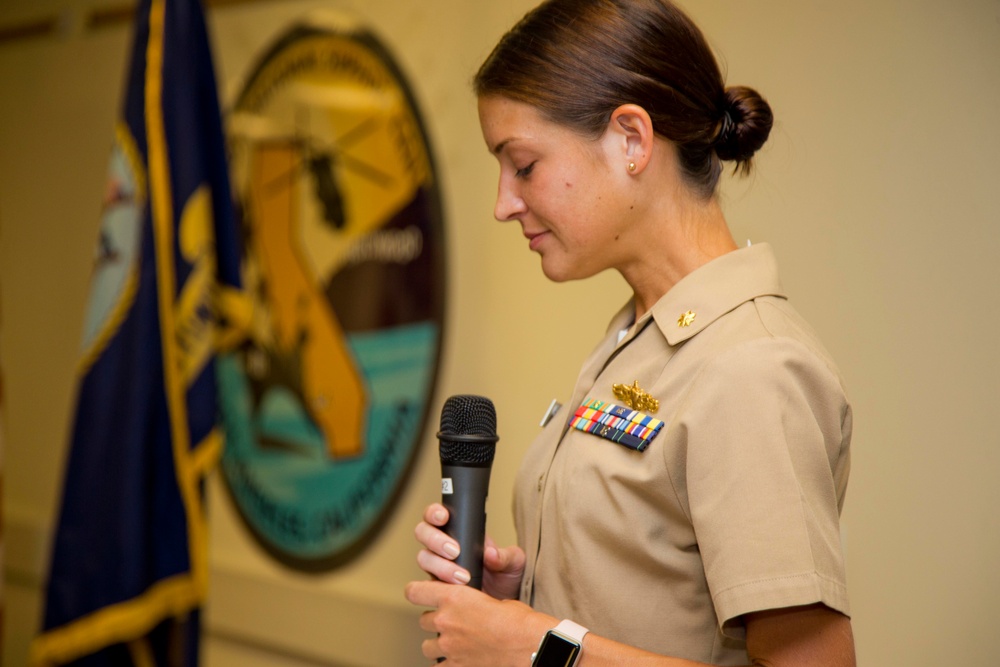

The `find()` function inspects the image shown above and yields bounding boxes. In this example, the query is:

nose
[493,175,526,222]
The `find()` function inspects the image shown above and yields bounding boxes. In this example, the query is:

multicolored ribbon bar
[569,398,664,452]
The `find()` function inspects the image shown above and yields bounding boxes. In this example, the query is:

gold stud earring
[627,161,637,172]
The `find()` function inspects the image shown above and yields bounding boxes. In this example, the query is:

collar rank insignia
[612,380,659,413]
[677,310,696,327]
[569,398,664,452]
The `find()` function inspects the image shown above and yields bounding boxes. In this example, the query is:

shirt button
[537,475,544,491]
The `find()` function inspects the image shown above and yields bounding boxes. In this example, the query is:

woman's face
[478,95,634,283]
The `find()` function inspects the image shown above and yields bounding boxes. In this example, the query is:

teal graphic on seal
[219,11,446,570]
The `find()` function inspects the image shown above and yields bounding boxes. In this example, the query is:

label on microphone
[441,478,454,494]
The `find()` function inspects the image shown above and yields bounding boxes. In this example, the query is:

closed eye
[515,162,536,179]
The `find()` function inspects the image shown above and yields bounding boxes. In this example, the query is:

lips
[524,230,549,251]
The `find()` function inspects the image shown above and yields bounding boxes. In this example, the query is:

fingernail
[454,569,470,584]
[443,542,460,558]
[433,509,447,523]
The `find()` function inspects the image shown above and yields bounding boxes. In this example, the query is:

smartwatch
[530,619,589,667]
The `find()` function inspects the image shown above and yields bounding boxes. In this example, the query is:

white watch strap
[553,619,589,644]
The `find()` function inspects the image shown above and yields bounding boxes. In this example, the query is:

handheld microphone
[437,394,499,590]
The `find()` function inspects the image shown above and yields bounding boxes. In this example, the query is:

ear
[606,104,654,174]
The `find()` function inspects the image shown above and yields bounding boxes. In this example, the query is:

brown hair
[474,0,773,197]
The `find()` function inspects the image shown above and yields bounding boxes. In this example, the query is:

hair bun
[715,86,773,165]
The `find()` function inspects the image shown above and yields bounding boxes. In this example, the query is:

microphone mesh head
[439,395,498,465]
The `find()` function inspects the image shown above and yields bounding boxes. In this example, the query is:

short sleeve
[679,336,852,638]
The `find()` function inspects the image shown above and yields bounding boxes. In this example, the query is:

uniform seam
[712,569,848,609]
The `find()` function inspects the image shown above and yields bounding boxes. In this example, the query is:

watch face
[533,632,581,667]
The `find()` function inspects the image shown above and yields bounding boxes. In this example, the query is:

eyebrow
[491,138,514,155]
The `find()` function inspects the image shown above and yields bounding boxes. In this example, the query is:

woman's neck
[622,196,737,319]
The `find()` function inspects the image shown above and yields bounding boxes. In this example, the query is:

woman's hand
[405,579,553,666]
[482,535,526,600]
[414,503,526,599]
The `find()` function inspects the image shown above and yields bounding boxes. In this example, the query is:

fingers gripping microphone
[438,395,499,591]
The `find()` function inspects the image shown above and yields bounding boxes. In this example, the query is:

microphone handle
[440,463,492,590]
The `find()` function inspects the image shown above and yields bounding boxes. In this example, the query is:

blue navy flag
[33,0,245,664]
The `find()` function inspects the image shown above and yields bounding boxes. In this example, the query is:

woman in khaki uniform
[406,1,856,665]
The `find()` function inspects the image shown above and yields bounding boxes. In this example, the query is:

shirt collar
[637,242,786,346]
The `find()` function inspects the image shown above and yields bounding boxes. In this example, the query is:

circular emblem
[219,12,446,570]
[80,125,146,370]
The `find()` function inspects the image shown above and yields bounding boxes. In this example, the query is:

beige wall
[2,0,999,665]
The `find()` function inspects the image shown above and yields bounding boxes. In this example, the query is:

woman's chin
[539,257,590,283]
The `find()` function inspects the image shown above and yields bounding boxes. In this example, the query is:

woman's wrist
[518,609,561,666]
[530,619,590,667]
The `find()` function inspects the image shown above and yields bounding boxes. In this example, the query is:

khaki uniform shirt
[514,244,852,665]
